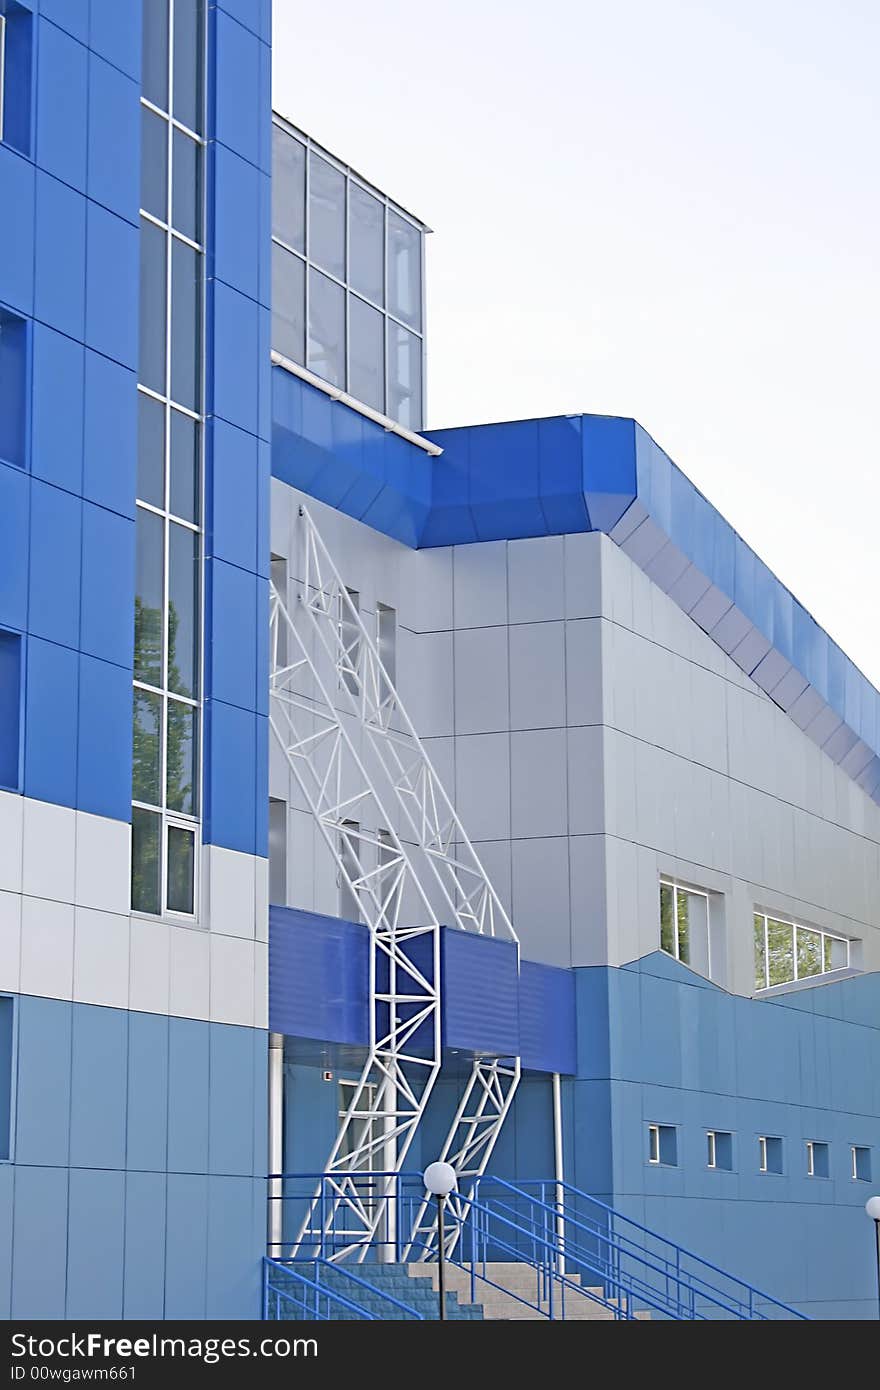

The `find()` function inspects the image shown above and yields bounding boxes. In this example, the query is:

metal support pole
[437,1195,447,1321]
[552,1071,566,1278]
[875,1219,880,1322]
[268,1033,284,1258]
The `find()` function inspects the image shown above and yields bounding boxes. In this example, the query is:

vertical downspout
[268,1033,284,1257]
[552,1071,566,1277]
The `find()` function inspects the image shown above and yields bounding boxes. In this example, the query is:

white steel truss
[270,503,522,1259]
[404,1055,522,1261]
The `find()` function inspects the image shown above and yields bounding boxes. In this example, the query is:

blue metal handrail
[483,1177,808,1320]
[267,1171,808,1321]
[263,1254,424,1321]
[263,1257,374,1321]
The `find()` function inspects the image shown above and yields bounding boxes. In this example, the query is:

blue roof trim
[271,369,880,803]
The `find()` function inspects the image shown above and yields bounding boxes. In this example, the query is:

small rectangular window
[0,308,27,469]
[0,994,13,1161]
[377,602,396,709]
[806,1140,829,1179]
[759,1135,783,1175]
[270,556,288,669]
[659,878,712,978]
[308,267,345,389]
[269,798,287,906]
[852,1146,872,1183]
[166,822,195,915]
[0,629,22,792]
[707,1130,733,1171]
[309,151,346,281]
[339,819,361,923]
[648,1123,677,1167]
[0,4,33,157]
[339,588,360,697]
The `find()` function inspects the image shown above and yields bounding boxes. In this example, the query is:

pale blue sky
[272,0,880,685]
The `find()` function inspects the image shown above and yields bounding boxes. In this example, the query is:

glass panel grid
[752,912,850,991]
[271,118,425,428]
[133,0,204,919]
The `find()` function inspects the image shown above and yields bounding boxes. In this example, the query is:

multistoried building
[0,0,877,1321]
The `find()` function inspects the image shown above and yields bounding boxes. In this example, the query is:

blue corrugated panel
[441,927,519,1057]
[519,959,576,1074]
[268,905,369,1046]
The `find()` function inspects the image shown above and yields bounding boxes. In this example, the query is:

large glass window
[270,117,425,429]
[753,912,850,991]
[134,0,204,919]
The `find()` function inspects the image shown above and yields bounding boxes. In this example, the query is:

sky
[272,0,880,686]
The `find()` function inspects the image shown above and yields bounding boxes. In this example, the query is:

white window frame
[660,877,712,977]
[851,1145,871,1182]
[759,1135,768,1173]
[132,0,207,923]
[806,1140,815,1177]
[707,1130,717,1169]
[753,911,850,992]
[648,1123,660,1165]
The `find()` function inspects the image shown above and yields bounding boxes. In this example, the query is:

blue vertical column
[0,0,139,820]
[202,2,271,858]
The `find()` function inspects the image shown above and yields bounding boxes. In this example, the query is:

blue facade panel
[519,959,576,1074]
[441,928,519,1057]
[30,323,84,493]
[269,906,370,1047]
[5,994,266,1320]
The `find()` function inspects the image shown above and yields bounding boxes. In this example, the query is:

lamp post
[424,1161,457,1321]
[866,1196,880,1321]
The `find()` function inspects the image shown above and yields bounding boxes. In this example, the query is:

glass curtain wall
[271,118,426,431]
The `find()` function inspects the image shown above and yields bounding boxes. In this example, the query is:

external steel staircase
[264,1171,809,1321]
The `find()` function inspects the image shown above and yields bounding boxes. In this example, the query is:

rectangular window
[0,4,33,157]
[270,556,288,669]
[659,878,711,977]
[338,819,361,923]
[806,1140,829,1179]
[707,1130,733,1171]
[339,588,360,697]
[647,1123,677,1167]
[758,1136,783,1175]
[852,1146,872,1183]
[269,798,287,906]
[271,118,425,430]
[0,308,27,469]
[0,994,13,1160]
[376,602,396,711]
[133,0,205,921]
[0,629,21,791]
[753,912,850,992]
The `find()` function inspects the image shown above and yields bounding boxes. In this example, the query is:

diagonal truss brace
[271,503,523,1261]
[270,583,442,1261]
[403,1056,522,1261]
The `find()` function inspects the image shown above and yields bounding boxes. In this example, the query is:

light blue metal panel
[14,994,72,1166]
[126,1010,169,1172]
[205,1175,262,1319]
[209,1024,256,1176]
[69,1002,128,1169]
[164,1173,208,1319]
[0,1164,12,1319]
[167,1016,210,1174]
[66,1168,125,1319]
[123,1171,167,1320]
[11,1164,69,1319]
